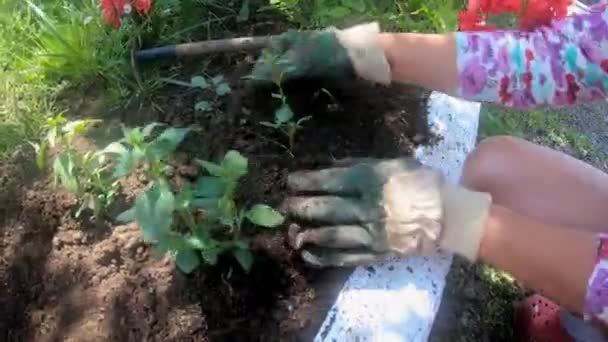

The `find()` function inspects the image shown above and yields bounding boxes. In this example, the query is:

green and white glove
[283,158,492,267]
[252,22,391,85]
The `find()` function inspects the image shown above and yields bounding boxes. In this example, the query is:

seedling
[261,104,311,152]
[103,122,190,181]
[34,115,120,218]
[191,74,232,117]
[117,150,284,274]
[258,59,312,152]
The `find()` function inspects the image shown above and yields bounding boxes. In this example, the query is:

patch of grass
[0,72,58,159]
[433,258,526,341]
[266,0,463,32]
[480,105,594,159]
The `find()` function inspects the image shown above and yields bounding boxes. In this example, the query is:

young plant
[118,150,284,274]
[258,59,311,152]
[104,122,190,181]
[35,115,120,218]
[261,103,311,152]
[192,74,232,117]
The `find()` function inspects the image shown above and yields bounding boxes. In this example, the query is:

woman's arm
[480,204,596,314]
[377,5,608,108]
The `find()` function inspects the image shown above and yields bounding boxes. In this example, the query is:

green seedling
[118,150,284,274]
[192,74,232,117]
[103,122,190,181]
[35,115,120,218]
[258,59,312,152]
[261,104,311,152]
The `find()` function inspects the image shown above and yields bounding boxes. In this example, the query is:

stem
[178,208,199,233]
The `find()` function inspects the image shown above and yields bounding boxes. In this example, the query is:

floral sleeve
[456,4,608,108]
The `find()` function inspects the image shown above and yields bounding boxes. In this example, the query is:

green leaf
[246,204,284,227]
[29,142,47,170]
[211,75,224,85]
[195,101,213,112]
[222,150,248,179]
[149,128,190,159]
[344,0,366,12]
[176,249,201,273]
[326,6,351,19]
[201,247,221,265]
[275,104,294,124]
[116,206,136,223]
[237,0,250,22]
[62,119,101,137]
[53,153,79,193]
[215,83,232,96]
[46,127,58,147]
[260,121,278,129]
[103,142,128,155]
[233,248,254,272]
[134,183,175,242]
[194,176,225,198]
[142,122,164,138]
[191,76,209,89]
[196,159,223,177]
[112,149,142,178]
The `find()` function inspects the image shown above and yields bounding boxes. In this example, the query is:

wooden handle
[135,35,277,61]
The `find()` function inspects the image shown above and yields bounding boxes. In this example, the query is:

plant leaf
[112,149,140,178]
[176,249,201,273]
[195,101,213,112]
[215,83,232,96]
[62,119,101,138]
[134,183,175,242]
[142,122,164,138]
[222,150,248,179]
[149,127,190,159]
[233,248,254,272]
[345,0,366,12]
[29,141,47,170]
[103,142,128,155]
[116,206,136,223]
[191,76,209,89]
[200,247,221,265]
[194,176,225,198]
[237,0,250,22]
[211,75,224,85]
[53,153,79,193]
[246,204,284,227]
[260,121,278,128]
[275,104,294,124]
[196,159,223,176]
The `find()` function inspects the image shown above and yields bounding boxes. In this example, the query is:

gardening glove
[283,158,492,267]
[251,22,391,85]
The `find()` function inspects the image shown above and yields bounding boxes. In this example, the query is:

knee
[461,135,524,192]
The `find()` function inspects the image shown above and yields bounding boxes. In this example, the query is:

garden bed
[0,53,431,341]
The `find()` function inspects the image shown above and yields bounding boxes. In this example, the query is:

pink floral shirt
[456,4,608,108]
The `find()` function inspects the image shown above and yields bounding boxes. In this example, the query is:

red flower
[100,0,126,28]
[459,0,572,32]
[133,0,152,15]
[100,0,152,28]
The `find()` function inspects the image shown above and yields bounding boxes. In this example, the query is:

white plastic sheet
[314,92,481,342]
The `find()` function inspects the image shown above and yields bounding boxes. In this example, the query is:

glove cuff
[334,22,391,85]
[439,183,492,262]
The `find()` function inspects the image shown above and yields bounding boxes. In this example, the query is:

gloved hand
[251,22,391,85]
[283,158,492,267]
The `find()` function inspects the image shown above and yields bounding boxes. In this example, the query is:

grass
[480,105,595,159]
[267,0,463,31]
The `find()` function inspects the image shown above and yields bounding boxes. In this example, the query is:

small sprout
[41,117,119,219]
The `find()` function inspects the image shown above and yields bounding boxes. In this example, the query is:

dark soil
[0,47,430,342]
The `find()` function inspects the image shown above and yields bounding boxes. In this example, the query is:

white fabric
[314,92,481,341]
